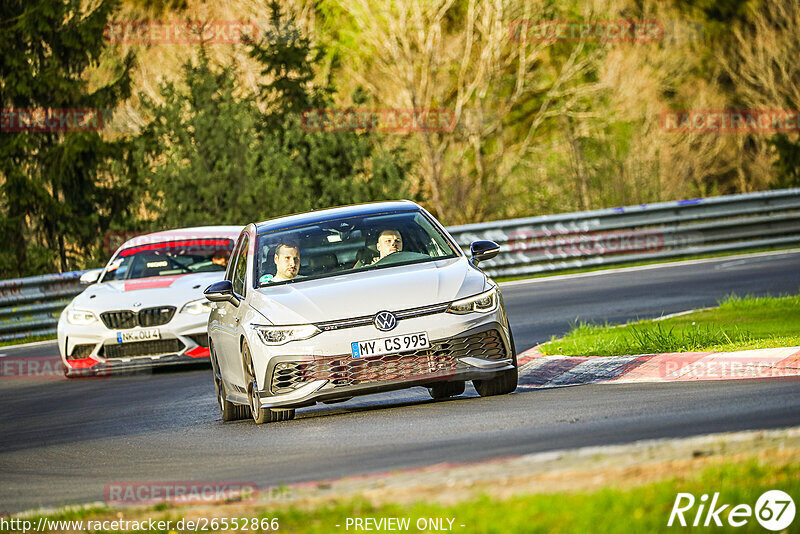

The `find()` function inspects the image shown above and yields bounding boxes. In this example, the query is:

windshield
[255,210,459,287]
[100,238,235,282]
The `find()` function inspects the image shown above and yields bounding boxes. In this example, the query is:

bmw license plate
[116,328,161,343]
[351,332,430,358]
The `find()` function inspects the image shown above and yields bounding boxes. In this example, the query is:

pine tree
[246,1,411,213]
[136,1,412,229]
[0,0,135,276]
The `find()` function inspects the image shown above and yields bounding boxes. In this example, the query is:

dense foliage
[1,0,798,277]
[0,0,135,276]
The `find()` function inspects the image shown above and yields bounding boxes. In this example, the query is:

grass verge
[8,449,798,533]
[0,334,57,348]
[540,293,800,357]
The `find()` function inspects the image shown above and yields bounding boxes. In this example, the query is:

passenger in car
[260,242,301,284]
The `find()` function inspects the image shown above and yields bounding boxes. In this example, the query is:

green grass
[9,456,798,533]
[0,334,57,348]
[540,293,800,356]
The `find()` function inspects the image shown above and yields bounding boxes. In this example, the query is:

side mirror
[204,280,240,306]
[470,240,500,266]
[79,268,103,285]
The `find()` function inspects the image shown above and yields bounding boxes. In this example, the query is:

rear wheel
[211,347,248,421]
[428,381,466,400]
[243,343,295,424]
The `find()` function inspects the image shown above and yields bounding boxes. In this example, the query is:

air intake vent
[271,329,507,395]
[138,306,176,327]
[101,339,184,359]
[100,311,137,329]
[100,307,176,329]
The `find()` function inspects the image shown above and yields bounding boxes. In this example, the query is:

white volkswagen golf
[58,226,242,377]
[205,201,517,423]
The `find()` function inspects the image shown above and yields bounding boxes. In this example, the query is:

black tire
[473,367,518,397]
[473,328,518,397]
[428,381,466,400]
[243,343,295,424]
[211,348,248,422]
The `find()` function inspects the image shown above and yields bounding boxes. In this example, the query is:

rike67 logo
[668,490,795,531]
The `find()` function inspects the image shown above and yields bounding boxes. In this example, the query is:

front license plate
[351,332,430,358]
[116,328,161,343]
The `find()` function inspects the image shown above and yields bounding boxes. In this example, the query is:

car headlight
[66,308,98,325]
[252,324,321,345]
[447,287,498,315]
[181,298,214,315]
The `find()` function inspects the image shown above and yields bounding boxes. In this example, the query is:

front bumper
[58,311,212,374]
[252,322,515,409]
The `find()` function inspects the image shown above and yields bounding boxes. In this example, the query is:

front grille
[100,311,137,329]
[270,329,507,395]
[68,344,96,359]
[100,307,176,329]
[138,306,176,327]
[101,339,185,359]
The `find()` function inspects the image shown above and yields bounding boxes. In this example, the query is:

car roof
[119,226,244,250]
[255,201,421,235]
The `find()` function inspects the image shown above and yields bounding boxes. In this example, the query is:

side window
[225,235,245,283]
[232,235,249,296]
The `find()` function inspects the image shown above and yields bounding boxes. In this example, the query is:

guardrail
[447,187,800,278]
[0,271,87,342]
[1,188,799,342]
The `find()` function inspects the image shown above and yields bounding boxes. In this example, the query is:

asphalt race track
[2,251,800,513]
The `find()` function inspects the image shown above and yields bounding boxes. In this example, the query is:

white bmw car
[205,201,518,423]
[58,226,242,377]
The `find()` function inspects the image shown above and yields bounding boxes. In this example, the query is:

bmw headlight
[181,298,214,315]
[66,308,98,325]
[447,287,498,315]
[252,324,321,345]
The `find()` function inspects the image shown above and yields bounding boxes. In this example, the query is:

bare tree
[718,0,800,111]
[333,0,605,223]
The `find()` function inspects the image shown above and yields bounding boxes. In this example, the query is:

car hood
[249,257,487,325]
[70,272,225,312]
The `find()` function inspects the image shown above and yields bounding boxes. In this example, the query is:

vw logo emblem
[374,311,397,332]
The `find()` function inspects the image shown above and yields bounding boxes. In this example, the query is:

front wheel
[211,348,248,421]
[473,329,518,397]
[473,367,518,396]
[428,381,466,400]
[243,343,295,424]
